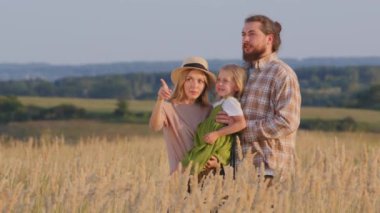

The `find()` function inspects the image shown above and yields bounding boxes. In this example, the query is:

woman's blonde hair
[219,64,247,99]
[169,69,211,106]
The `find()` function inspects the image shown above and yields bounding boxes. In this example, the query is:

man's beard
[243,51,262,62]
[242,44,267,62]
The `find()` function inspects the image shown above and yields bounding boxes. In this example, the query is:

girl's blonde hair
[219,64,247,99]
[169,69,211,106]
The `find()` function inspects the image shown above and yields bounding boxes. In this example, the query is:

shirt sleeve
[222,97,243,116]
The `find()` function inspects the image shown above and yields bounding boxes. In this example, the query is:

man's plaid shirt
[239,53,301,176]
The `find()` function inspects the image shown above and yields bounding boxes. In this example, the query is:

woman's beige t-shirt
[161,102,211,174]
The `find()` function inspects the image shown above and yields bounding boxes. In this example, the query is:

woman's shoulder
[161,101,180,114]
[170,102,211,111]
[168,102,211,120]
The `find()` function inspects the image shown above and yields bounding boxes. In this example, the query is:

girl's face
[183,70,207,103]
[216,69,238,98]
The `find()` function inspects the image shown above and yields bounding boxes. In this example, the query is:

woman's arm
[149,79,172,131]
[149,98,165,131]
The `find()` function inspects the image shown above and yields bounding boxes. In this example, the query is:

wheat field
[0,131,379,212]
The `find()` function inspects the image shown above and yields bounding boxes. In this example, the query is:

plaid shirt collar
[249,52,278,72]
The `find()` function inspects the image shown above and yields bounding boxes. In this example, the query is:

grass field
[301,107,380,124]
[0,120,159,142]
[0,131,379,211]
[19,96,380,124]
[1,96,376,140]
[19,96,155,113]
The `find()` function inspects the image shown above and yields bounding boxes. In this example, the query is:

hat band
[183,63,207,71]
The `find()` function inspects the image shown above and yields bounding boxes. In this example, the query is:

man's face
[241,21,271,62]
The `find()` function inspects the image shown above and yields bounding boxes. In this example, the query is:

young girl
[182,64,247,178]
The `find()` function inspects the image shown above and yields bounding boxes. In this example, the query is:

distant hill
[1,57,380,81]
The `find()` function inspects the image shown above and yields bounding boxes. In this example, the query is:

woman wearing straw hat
[149,56,218,174]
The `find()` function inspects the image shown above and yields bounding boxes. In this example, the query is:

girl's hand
[203,131,219,144]
[157,79,172,101]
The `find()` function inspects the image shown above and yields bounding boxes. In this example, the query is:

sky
[1,0,379,65]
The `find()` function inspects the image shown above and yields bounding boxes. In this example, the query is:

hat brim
[171,67,216,88]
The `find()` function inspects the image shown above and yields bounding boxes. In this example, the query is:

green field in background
[19,96,155,113]
[3,96,380,140]
[301,107,380,124]
[19,96,380,124]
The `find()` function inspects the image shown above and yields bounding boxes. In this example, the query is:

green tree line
[0,66,379,109]
[2,96,378,132]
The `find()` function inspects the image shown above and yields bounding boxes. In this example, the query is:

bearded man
[217,15,302,184]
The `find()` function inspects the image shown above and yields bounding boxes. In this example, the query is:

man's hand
[203,131,219,144]
[204,155,219,170]
[215,111,233,125]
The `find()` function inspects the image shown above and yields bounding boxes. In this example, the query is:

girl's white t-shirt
[213,96,243,116]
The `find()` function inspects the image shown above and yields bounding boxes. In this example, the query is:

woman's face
[183,70,207,103]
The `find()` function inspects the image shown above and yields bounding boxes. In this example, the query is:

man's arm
[215,111,234,125]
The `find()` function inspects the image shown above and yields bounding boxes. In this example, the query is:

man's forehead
[242,22,261,32]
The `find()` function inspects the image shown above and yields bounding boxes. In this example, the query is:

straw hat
[171,56,216,87]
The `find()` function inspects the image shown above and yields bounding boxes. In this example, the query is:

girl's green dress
[181,103,232,174]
